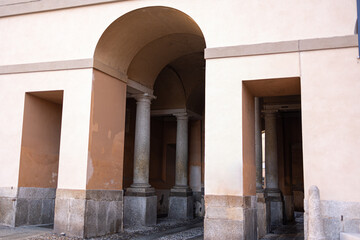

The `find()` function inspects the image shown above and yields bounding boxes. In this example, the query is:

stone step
[341,233,360,240]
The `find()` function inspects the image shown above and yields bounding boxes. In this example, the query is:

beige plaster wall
[18,93,62,188]
[0,69,93,190]
[301,47,360,202]
[86,70,126,190]
[0,0,357,66]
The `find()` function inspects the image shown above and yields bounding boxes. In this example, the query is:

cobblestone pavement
[0,225,52,240]
[19,218,203,240]
[260,212,304,240]
[1,213,304,240]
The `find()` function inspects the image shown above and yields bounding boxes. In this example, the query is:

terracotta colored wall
[149,117,165,187]
[242,85,256,196]
[151,119,177,189]
[19,93,62,188]
[189,120,202,192]
[86,69,126,190]
[123,98,136,189]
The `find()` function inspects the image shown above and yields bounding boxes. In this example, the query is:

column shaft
[265,111,279,189]
[131,94,154,188]
[175,114,189,187]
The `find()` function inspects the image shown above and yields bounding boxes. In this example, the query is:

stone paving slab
[0,214,305,240]
[0,225,52,240]
[260,213,304,240]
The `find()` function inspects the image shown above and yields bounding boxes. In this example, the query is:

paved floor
[0,225,52,240]
[0,214,304,240]
[260,212,304,240]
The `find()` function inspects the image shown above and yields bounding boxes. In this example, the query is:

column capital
[131,93,156,103]
[173,112,189,120]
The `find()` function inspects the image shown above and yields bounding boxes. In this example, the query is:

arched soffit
[152,67,186,110]
[168,52,205,99]
[94,6,206,85]
[152,52,205,113]
[186,82,205,114]
[127,33,205,88]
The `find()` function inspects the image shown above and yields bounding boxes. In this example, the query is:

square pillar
[54,70,126,238]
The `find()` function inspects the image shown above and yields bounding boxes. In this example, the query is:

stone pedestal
[266,189,283,230]
[54,189,123,238]
[256,190,268,238]
[204,195,257,240]
[0,187,56,227]
[168,187,193,219]
[124,195,157,227]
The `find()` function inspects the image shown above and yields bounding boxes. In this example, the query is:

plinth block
[124,195,157,227]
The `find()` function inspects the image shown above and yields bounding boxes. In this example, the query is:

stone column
[131,93,154,190]
[124,93,157,227]
[255,98,267,238]
[168,113,193,219]
[264,110,283,231]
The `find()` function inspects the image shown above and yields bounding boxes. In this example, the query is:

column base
[168,187,193,219]
[124,195,157,227]
[204,195,257,240]
[125,186,155,197]
[54,189,123,238]
[265,188,283,231]
[256,190,268,238]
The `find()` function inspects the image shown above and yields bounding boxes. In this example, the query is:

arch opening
[93,6,206,229]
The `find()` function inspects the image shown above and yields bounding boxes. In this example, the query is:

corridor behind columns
[243,78,305,239]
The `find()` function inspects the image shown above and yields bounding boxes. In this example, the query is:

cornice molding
[205,35,358,59]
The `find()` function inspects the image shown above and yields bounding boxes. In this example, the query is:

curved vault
[94,6,206,89]
[152,52,205,114]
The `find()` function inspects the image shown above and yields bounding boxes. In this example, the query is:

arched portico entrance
[54,6,206,238]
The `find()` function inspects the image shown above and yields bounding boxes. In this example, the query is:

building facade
[0,0,359,239]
